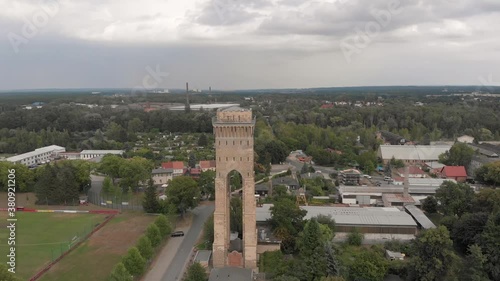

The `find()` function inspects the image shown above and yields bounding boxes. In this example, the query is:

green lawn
[0,212,106,280]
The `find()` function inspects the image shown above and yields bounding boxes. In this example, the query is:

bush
[347,228,363,246]
[185,262,207,281]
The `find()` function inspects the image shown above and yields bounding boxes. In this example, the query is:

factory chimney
[185,82,191,113]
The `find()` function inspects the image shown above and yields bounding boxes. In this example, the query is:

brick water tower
[212,106,257,270]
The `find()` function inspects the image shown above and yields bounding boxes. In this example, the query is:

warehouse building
[256,204,417,235]
[378,145,451,164]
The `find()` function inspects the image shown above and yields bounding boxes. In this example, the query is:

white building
[6,145,66,166]
[457,135,475,144]
[378,145,451,164]
[80,150,124,160]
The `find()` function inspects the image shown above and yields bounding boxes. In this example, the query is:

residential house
[300,172,324,180]
[151,168,174,186]
[439,166,467,182]
[161,161,185,177]
[396,166,426,178]
[271,177,300,191]
[199,160,216,172]
[184,167,202,179]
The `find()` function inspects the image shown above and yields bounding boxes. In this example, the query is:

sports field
[39,212,155,281]
[0,212,107,280]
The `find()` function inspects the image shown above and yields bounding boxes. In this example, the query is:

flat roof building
[7,145,66,166]
[257,204,417,235]
[80,150,124,160]
[378,145,451,164]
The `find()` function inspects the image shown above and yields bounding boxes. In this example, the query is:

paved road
[159,205,215,281]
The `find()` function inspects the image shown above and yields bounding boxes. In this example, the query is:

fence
[87,190,143,211]
[29,211,118,281]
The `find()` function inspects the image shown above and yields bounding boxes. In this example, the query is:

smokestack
[185,82,190,113]
[403,166,409,197]
[209,86,212,93]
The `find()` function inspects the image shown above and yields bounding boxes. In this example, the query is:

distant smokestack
[185,82,190,113]
[209,86,211,93]
[403,166,409,197]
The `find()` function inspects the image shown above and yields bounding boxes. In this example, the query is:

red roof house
[396,166,426,178]
[199,160,216,172]
[161,161,185,176]
[440,166,467,182]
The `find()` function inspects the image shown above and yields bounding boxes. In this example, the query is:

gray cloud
[1,0,499,90]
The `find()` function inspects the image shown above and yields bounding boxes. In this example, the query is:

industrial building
[6,145,66,166]
[338,178,456,206]
[256,204,418,235]
[80,150,124,160]
[377,145,451,164]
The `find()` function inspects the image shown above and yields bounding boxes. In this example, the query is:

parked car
[384,176,392,181]
[171,231,184,237]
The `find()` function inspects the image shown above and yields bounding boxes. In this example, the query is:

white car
[363,175,372,179]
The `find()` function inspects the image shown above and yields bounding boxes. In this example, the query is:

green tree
[297,219,327,281]
[119,157,154,193]
[230,197,242,234]
[320,277,346,281]
[315,214,336,233]
[199,170,215,199]
[408,226,458,281]
[197,133,208,147]
[143,178,161,213]
[259,250,288,279]
[269,198,307,253]
[136,236,154,261]
[346,228,363,246]
[462,244,489,281]
[479,212,500,280]
[127,117,144,133]
[102,176,114,194]
[438,142,475,167]
[346,250,388,281]
[203,215,214,250]
[274,276,300,281]
[166,176,200,214]
[435,181,474,217]
[146,224,162,248]
[451,212,489,253]
[109,262,133,281]
[122,247,146,277]
[188,153,197,168]
[422,196,438,214]
[324,242,341,277]
[185,262,207,281]
[0,162,35,192]
[0,264,22,281]
[472,188,500,213]
[154,214,172,237]
[99,155,124,183]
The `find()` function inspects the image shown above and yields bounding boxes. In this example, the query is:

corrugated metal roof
[257,204,417,227]
[404,205,436,229]
[378,145,451,161]
[80,150,124,154]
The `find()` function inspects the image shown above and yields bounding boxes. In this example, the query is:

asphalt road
[161,204,215,281]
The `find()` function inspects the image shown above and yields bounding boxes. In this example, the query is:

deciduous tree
[122,247,146,277]
[136,236,153,261]
[185,262,207,281]
[166,176,200,215]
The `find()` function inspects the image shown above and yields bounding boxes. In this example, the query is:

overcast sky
[1,0,499,90]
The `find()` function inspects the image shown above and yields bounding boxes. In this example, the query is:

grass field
[0,212,107,280]
[39,212,155,281]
